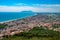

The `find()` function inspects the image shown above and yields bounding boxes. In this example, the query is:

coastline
[0,19,18,23]
[0,13,37,24]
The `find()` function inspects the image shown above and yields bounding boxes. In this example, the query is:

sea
[0,12,35,23]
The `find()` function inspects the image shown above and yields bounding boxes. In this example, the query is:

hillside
[0,12,60,39]
[3,27,60,40]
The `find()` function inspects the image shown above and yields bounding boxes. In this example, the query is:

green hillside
[3,26,60,40]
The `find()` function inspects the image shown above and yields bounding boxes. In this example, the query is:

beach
[0,12,36,23]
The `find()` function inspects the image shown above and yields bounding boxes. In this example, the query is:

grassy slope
[3,36,60,40]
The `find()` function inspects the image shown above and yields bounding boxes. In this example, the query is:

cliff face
[0,13,60,38]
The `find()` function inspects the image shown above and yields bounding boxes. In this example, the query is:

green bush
[0,24,7,29]
[19,27,60,37]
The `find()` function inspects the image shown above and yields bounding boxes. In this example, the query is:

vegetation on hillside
[3,26,60,40]
[52,24,60,28]
[0,24,7,29]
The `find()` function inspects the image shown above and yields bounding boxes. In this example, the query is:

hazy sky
[0,0,60,12]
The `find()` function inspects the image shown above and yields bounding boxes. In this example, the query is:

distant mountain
[20,11,35,13]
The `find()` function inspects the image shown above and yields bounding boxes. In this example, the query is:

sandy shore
[0,13,37,24]
[0,19,18,24]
